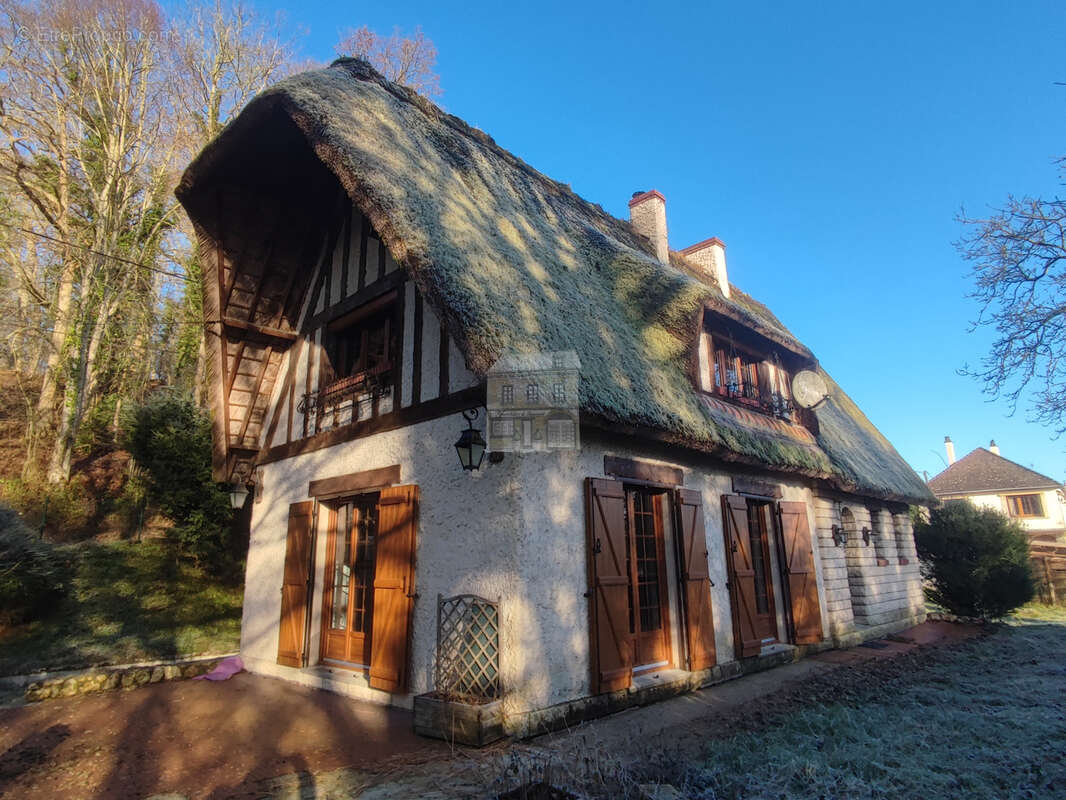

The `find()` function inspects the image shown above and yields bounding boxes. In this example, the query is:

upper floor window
[552,383,566,404]
[705,332,794,420]
[501,384,514,405]
[1006,493,1044,518]
[527,383,539,403]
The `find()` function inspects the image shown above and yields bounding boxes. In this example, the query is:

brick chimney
[945,436,956,465]
[681,237,730,298]
[989,439,1000,456]
[629,190,669,264]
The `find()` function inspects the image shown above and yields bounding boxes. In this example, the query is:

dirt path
[0,673,448,799]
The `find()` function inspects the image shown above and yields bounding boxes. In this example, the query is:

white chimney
[945,436,956,465]
[629,190,669,264]
[989,439,1000,456]
[681,237,730,298]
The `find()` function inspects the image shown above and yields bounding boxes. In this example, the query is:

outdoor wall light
[832,525,847,547]
[861,526,872,546]
[454,408,486,472]
[229,482,250,509]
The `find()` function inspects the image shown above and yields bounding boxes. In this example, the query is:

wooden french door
[626,487,671,669]
[321,496,379,667]
[745,500,778,643]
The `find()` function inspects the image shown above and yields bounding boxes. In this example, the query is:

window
[526,383,539,403]
[1006,493,1044,518]
[706,332,793,420]
[552,383,566,404]
[547,417,575,448]
[501,384,514,405]
[493,417,514,438]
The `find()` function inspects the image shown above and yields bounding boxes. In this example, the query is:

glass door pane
[330,503,351,629]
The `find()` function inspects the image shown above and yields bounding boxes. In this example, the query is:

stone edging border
[4,652,240,703]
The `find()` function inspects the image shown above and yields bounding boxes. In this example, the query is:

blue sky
[249,0,1066,481]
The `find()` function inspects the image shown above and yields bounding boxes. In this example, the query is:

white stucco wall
[242,416,924,718]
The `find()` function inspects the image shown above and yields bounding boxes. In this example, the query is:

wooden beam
[306,269,404,330]
[308,464,401,498]
[222,317,298,344]
[439,322,449,399]
[260,384,484,465]
[411,291,423,406]
[357,212,369,291]
[603,455,683,487]
[339,203,352,300]
[233,347,274,449]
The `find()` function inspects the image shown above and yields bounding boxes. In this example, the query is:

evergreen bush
[121,395,233,569]
[915,500,1034,618]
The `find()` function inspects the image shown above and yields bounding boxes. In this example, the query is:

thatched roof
[177,58,932,504]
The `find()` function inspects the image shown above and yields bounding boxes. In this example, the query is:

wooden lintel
[731,475,783,499]
[308,464,401,498]
[307,269,405,330]
[604,455,684,487]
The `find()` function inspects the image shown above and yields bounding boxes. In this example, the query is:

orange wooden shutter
[778,501,824,645]
[585,478,633,693]
[369,484,418,693]
[675,489,717,671]
[721,495,762,659]
[277,501,314,668]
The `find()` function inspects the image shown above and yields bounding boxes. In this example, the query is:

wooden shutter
[585,478,633,693]
[778,501,824,645]
[277,501,315,668]
[721,495,762,659]
[675,489,717,671]
[369,484,418,693]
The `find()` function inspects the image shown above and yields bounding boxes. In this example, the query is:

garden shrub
[121,395,233,569]
[914,500,1034,618]
[0,503,66,626]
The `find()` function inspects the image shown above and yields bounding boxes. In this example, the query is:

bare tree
[335,25,441,97]
[957,157,1066,435]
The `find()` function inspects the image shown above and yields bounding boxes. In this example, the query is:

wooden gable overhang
[182,108,349,481]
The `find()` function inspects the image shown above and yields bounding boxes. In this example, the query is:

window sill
[898,557,909,566]
[876,557,890,567]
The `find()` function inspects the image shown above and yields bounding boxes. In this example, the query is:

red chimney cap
[628,189,666,208]
[681,237,726,254]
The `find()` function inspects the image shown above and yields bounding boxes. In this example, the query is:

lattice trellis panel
[435,594,500,700]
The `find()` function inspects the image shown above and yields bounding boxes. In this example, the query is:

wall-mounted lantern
[454,408,486,472]
[861,526,872,546]
[229,462,254,509]
[832,524,847,547]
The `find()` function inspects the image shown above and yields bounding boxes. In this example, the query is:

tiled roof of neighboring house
[176,58,933,504]
[928,448,1062,496]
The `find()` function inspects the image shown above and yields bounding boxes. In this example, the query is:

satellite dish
[791,370,829,409]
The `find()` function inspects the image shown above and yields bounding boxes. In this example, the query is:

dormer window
[702,331,795,420]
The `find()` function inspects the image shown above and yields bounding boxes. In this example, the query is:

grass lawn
[523,605,1066,799]
[0,540,242,676]
[631,606,1066,799]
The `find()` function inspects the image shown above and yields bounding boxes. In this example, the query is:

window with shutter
[585,478,634,693]
[776,501,824,645]
[277,502,315,668]
[721,495,765,658]
[368,484,419,693]
[675,489,716,671]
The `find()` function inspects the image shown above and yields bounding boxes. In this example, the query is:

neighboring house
[175,58,932,738]
[929,438,1066,542]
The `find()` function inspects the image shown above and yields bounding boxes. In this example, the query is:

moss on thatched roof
[177,58,932,504]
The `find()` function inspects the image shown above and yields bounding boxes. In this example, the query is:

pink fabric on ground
[193,656,244,681]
